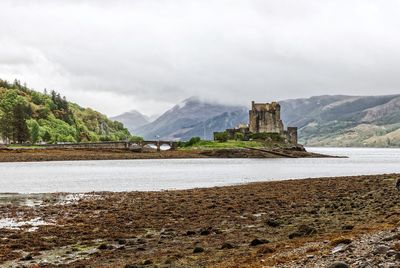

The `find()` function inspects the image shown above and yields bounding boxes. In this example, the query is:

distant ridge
[118,94,400,147]
[134,97,247,140]
[111,110,150,133]
[279,94,400,147]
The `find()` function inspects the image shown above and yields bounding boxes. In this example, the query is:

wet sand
[0,174,399,267]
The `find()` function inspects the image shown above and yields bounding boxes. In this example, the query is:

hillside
[134,97,247,140]
[280,95,400,147]
[110,110,150,133]
[0,79,131,144]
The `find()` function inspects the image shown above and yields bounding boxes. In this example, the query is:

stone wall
[225,127,250,141]
[285,127,298,145]
[249,101,284,134]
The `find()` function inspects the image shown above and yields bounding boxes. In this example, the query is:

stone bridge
[127,140,178,152]
[38,140,178,152]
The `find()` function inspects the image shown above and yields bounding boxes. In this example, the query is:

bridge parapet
[25,140,178,152]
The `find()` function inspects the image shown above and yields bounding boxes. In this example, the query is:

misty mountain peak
[111,110,150,133]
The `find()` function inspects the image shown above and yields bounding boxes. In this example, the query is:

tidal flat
[0,174,399,267]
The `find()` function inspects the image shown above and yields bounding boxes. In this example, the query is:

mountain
[280,94,400,147]
[148,114,160,122]
[173,109,248,141]
[0,79,131,144]
[111,110,150,133]
[134,97,248,140]
[134,94,400,147]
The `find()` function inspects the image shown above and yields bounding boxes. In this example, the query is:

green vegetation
[6,144,42,149]
[185,137,201,146]
[129,135,144,142]
[213,132,229,142]
[0,79,132,144]
[180,130,292,150]
[234,132,244,141]
[175,137,201,148]
[178,138,264,150]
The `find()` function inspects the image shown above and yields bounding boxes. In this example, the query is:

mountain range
[134,97,247,140]
[121,95,400,147]
[280,94,400,147]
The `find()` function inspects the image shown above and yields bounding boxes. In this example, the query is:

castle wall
[226,127,250,140]
[286,127,298,145]
[249,110,258,133]
[249,101,284,134]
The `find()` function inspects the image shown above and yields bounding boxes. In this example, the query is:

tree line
[0,79,132,144]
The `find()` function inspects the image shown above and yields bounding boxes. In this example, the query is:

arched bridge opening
[127,141,178,152]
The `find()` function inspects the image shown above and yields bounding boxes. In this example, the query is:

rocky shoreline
[0,147,329,162]
[0,174,399,267]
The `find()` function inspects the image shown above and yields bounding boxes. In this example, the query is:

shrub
[176,141,185,148]
[214,132,228,142]
[129,136,144,142]
[185,136,201,147]
[234,132,244,141]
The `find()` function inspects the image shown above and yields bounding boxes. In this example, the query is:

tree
[43,131,51,142]
[0,79,11,89]
[50,90,74,124]
[12,102,31,143]
[13,79,21,90]
[30,120,40,144]
[0,90,21,142]
[0,107,14,142]
[0,89,33,143]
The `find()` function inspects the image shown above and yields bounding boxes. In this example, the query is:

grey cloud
[1,0,400,116]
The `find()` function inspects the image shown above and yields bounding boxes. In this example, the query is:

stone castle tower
[215,101,298,145]
[249,101,284,133]
[248,101,298,144]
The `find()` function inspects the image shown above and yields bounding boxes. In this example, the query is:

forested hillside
[0,79,131,144]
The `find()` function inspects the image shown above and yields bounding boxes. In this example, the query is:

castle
[249,101,284,133]
[216,101,298,144]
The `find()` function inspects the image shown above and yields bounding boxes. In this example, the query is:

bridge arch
[127,140,178,152]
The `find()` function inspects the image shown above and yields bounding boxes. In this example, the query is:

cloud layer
[1,0,400,116]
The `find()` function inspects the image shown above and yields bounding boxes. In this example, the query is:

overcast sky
[1,0,400,116]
